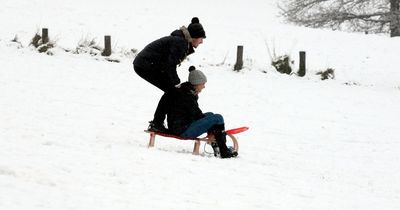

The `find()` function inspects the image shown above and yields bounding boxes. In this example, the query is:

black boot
[210,124,236,158]
[211,142,220,157]
[147,121,168,133]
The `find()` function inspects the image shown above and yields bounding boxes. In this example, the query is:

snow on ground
[1,0,400,209]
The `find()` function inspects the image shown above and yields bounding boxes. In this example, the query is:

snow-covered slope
[1,0,399,209]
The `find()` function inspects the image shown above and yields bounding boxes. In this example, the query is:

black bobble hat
[188,17,206,38]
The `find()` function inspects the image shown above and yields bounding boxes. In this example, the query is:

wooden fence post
[298,51,306,77]
[42,28,49,44]
[234,45,243,71]
[102,35,111,56]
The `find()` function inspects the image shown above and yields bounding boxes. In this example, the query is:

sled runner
[144,127,249,155]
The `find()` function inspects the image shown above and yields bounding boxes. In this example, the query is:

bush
[30,33,41,48]
[74,37,102,56]
[10,35,23,48]
[316,68,335,80]
[271,55,292,74]
[30,32,55,54]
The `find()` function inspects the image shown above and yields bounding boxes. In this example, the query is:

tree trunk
[390,0,400,37]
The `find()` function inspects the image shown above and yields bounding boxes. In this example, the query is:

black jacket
[133,28,194,85]
[167,82,204,135]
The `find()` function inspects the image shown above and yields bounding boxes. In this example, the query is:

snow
[1,0,400,209]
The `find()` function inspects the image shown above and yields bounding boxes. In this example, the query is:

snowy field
[1,0,400,209]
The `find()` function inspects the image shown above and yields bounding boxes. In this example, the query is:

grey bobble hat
[188,66,207,85]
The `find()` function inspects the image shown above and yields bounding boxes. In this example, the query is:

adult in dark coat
[133,17,206,132]
[167,66,237,158]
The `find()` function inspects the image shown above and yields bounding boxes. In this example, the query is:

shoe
[228,146,238,157]
[220,146,238,158]
[147,121,168,133]
[211,142,220,157]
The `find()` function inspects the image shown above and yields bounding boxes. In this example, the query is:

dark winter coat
[133,27,195,86]
[167,82,205,135]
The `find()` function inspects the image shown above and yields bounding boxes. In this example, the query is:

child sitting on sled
[166,66,237,158]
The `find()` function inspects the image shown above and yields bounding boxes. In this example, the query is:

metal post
[102,35,111,56]
[298,51,306,77]
[42,28,49,44]
[234,45,243,71]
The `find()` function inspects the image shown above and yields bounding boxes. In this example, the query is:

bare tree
[390,0,400,36]
[279,0,400,37]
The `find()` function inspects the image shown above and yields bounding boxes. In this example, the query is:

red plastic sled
[144,126,249,155]
[226,126,249,135]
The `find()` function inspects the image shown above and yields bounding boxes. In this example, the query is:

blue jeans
[180,112,224,138]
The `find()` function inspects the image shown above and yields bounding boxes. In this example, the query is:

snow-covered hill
[1,0,399,209]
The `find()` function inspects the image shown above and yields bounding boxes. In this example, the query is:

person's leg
[149,91,174,132]
[153,90,176,126]
[134,65,173,92]
[208,121,238,158]
[134,65,175,131]
[180,113,224,138]
[209,124,235,158]
[202,112,214,117]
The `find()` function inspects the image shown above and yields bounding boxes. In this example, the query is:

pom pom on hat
[191,17,199,24]
[188,66,207,85]
[188,65,196,72]
[188,17,206,38]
